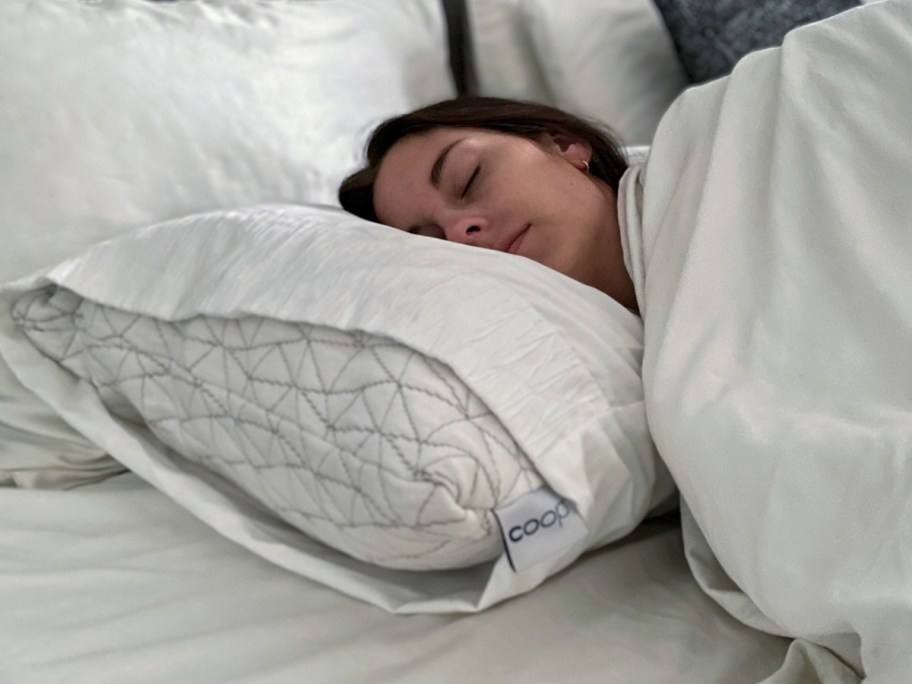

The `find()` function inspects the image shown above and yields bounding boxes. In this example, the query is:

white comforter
[618,1,912,680]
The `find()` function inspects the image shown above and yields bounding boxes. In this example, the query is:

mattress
[0,473,790,684]
[0,474,788,684]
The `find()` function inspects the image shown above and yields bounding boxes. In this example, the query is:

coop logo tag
[493,487,588,572]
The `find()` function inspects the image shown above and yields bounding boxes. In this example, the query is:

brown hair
[338,96,628,223]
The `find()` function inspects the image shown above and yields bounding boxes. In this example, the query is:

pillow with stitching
[15,290,544,571]
[0,204,676,610]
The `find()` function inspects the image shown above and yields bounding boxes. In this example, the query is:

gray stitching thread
[13,287,542,569]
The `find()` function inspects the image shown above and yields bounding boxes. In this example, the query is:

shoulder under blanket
[621,1,912,680]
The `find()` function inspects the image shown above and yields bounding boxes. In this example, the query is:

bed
[1,475,793,683]
[0,1,881,682]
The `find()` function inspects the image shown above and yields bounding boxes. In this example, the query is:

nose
[439,209,488,246]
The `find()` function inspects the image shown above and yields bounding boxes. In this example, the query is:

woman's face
[372,127,637,310]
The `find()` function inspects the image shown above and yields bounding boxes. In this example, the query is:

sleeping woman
[339,2,912,678]
[338,97,639,312]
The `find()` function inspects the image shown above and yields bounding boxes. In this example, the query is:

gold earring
[582,160,590,174]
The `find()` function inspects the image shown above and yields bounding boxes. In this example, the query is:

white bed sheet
[0,474,790,684]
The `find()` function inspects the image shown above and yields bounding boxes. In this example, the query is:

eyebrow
[430,138,463,189]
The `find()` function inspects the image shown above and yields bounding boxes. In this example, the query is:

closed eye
[461,167,480,198]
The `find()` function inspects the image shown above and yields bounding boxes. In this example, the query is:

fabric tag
[493,487,588,572]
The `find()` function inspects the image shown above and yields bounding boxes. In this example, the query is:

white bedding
[619,1,912,680]
[0,1,899,680]
[0,474,798,684]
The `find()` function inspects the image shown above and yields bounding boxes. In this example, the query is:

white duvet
[618,1,912,680]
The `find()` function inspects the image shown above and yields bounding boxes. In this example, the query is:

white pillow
[0,0,454,488]
[0,205,675,611]
[0,0,453,280]
[522,0,688,145]
[466,0,556,104]
[15,289,544,571]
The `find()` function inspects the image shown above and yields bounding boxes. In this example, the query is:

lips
[504,224,531,255]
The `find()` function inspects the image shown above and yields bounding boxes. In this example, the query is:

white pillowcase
[0,205,675,611]
[522,0,688,145]
[0,0,453,281]
[466,0,556,104]
[0,0,454,488]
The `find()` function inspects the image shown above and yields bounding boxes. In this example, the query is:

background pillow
[0,0,453,281]
[0,0,454,489]
[0,205,675,610]
[466,0,556,104]
[652,0,860,83]
[522,0,688,146]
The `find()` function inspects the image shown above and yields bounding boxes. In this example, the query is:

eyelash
[461,167,480,198]
[407,165,480,237]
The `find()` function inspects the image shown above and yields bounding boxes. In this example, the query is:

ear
[539,132,592,172]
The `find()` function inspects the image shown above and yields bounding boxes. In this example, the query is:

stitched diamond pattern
[14,287,541,570]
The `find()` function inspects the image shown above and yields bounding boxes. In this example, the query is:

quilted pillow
[652,0,860,82]
[0,205,675,611]
[14,292,543,570]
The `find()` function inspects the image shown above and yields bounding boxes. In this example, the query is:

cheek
[540,174,605,230]
[545,185,615,267]
[376,180,427,229]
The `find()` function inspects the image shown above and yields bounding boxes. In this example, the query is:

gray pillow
[652,0,860,83]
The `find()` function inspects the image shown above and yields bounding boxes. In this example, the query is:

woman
[338,96,639,312]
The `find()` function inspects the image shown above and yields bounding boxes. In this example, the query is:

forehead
[373,127,483,226]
